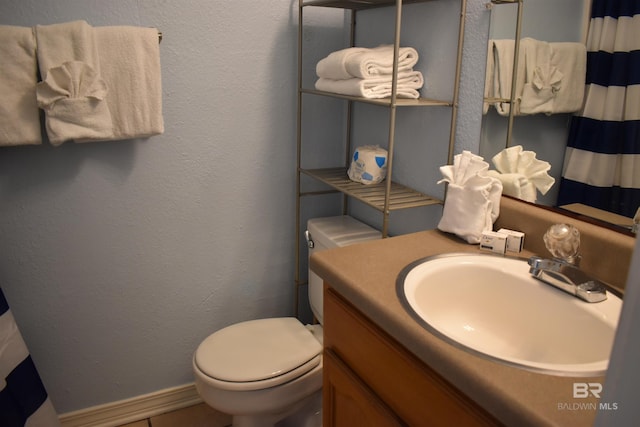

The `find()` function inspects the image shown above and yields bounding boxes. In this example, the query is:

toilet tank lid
[194,317,322,383]
[307,215,381,249]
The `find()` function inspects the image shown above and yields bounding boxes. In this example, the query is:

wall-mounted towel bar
[158,31,162,43]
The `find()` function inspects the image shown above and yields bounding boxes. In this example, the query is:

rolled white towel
[316,45,419,80]
[315,71,424,99]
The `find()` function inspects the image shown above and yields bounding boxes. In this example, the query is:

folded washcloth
[0,25,41,146]
[487,145,554,203]
[437,151,503,244]
[315,70,424,99]
[35,20,113,145]
[316,45,419,80]
[78,25,164,142]
[36,61,112,144]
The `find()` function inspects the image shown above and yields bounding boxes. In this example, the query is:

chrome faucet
[528,224,608,303]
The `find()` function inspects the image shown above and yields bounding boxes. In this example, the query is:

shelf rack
[294,0,467,317]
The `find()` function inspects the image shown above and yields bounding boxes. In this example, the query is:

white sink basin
[397,253,622,376]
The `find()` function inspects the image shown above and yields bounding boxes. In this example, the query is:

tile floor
[118,403,232,427]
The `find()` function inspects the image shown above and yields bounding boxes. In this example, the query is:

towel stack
[315,45,424,99]
[484,38,586,116]
[0,20,163,147]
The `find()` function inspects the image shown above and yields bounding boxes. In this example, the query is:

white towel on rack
[0,25,41,146]
[547,42,586,114]
[518,39,560,115]
[76,26,164,142]
[35,20,102,79]
[316,45,419,80]
[315,70,424,99]
[35,20,113,145]
[484,38,537,116]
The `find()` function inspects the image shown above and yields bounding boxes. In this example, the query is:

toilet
[193,216,381,427]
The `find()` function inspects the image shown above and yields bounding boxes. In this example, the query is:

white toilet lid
[194,317,322,384]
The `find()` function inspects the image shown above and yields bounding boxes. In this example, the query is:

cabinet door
[323,349,404,427]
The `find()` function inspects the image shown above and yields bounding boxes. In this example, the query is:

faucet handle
[543,223,581,265]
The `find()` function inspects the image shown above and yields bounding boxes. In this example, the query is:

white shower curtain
[0,287,60,427]
[557,0,640,218]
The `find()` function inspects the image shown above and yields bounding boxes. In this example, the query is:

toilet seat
[194,317,322,391]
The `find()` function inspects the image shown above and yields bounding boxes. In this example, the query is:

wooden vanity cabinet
[323,285,502,427]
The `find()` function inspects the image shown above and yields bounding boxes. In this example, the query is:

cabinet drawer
[324,286,501,427]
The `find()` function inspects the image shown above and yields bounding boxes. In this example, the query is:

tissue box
[348,145,388,185]
[480,231,507,254]
[498,228,525,253]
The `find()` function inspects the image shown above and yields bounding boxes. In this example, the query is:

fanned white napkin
[437,151,503,244]
[36,60,112,145]
[486,145,555,203]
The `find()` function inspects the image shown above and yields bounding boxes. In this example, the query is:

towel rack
[158,31,163,43]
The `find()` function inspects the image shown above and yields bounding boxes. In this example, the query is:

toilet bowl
[193,216,380,427]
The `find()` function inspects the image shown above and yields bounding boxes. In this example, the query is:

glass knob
[543,223,581,265]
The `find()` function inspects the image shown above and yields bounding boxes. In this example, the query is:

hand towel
[315,71,424,99]
[0,25,41,146]
[484,39,523,116]
[437,151,503,244]
[316,45,419,80]
[548,42,586,113]
[77,26,164,142]
[487,145,554,203]
[519,39,560,115]
[35,20,113,145]
[35,20,101,79]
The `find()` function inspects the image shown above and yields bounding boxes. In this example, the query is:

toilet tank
[306,216,381,324]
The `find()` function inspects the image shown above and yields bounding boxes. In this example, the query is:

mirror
[478,0,636,232]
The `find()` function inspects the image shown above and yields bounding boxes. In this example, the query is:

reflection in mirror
[481,0,589,205]
[479,0,640,232]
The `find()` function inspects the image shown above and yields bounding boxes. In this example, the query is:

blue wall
[0,0,489,413]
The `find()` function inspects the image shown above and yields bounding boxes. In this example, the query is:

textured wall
[0,0,490,414]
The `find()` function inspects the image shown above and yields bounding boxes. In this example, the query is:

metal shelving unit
[294,0,467,316]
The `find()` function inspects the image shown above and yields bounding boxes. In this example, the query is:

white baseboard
[58,383,202,427]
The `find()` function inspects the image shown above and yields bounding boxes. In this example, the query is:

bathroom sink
[397,253,622,376]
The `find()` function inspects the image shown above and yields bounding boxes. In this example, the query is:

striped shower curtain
[0,288,60,427]
[557,0,640,218]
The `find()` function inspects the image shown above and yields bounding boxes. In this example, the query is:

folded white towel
[548,42,586,113]
[36,20,101,79]
[437,151,503,244]
[316,45,419,80]
[0,25,41,146]
[35,20,113,145]
[484,39,522,116]
[518,39,557,115]
[315,71,424,99]
[488,145,555,202]
[78,26,164,142]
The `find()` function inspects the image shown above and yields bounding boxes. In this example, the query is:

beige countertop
[311,229,601,427]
